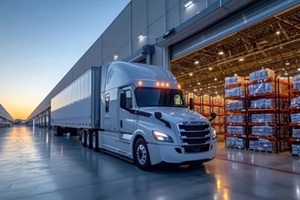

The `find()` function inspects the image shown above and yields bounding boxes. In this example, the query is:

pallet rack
[224,78,247,149]
[289,75,300,156]
[247,77,290,153]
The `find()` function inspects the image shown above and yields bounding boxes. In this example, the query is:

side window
[105,94,110,112]
[124,90,133,109]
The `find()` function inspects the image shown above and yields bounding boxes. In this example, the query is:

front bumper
[147,139,217,165]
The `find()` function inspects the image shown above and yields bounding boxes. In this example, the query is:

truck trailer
[51,61,217,170]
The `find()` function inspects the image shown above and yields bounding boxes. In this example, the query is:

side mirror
[209,112,216,122]
[120,93,126,108]
[189,98,194,110]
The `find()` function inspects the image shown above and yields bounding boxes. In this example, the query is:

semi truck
[51,61,217,170]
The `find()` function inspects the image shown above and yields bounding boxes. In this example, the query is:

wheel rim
[93,134,96,148]
[136,144,147,165]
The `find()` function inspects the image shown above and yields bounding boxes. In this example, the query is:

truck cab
[99,62,217,170]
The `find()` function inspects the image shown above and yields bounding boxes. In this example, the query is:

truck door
[118,86,136,155]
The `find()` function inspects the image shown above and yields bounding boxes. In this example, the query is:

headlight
[212,128,217,140]
[152,131,173,143]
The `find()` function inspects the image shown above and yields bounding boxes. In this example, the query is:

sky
[0,0,130,120]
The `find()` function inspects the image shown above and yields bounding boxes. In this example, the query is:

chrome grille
[178,121,211,153]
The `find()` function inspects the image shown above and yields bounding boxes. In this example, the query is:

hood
[139,107,210,124]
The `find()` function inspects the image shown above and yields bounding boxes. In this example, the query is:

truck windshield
[136,87,186,107]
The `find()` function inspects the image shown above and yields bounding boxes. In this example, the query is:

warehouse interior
[172,4,300,95]
[171,4,300,154]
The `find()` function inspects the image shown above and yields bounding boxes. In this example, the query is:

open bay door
[118,86,137,156]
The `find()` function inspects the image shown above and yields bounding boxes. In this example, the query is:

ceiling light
[208,67,213,71]
[297,68,300,71]
[285,62,290,65]
[138,35,144,40]
[194,61,199,64]
[214,77,217,81]
[197,82,200,85]
[282,68,285,71]
[114,54,118,60]
[218,51,224,55]
[276,30,281,35]
[184,1,193,8]
[239,58,244,62]
[189,73,193,76]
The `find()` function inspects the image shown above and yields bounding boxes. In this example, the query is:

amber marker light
[166,83,169,87]
[156,82,160,87]
[178,84,181,89]
[138,81,143,86]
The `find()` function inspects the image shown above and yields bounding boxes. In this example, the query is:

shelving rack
[289,76,300,156]
[247,77,290,153]
[224,78,248,149]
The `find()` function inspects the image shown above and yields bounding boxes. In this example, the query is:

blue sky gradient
[0,0,130,119]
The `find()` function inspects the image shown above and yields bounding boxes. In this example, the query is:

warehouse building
[27,0,300,154]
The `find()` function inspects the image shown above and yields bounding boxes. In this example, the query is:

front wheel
[134,138,151,171]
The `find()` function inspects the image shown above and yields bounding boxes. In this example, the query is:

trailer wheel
[92,132,99,152]
[81,131,87,147]
[86,132,92,149]
[134,138,151,171]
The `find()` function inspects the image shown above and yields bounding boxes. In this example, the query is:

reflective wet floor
[0,126,300,200]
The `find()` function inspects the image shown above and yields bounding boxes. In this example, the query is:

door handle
[120,120,123,128]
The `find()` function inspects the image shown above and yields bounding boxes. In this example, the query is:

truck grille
[178,122,211,153]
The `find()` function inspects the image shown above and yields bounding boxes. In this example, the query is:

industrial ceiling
[171,4,300,95]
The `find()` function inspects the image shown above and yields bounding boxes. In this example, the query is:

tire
[81,131,87,147]
[134,138,151,171]
[86,132,92,149]
[92,132,99,152]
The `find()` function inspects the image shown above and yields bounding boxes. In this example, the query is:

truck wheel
[81,131,87,147]
[134,138,151,171]
[92,132,99,152]
[86,132,92,149]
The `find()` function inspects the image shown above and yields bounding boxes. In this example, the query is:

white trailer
[51,61,217,170]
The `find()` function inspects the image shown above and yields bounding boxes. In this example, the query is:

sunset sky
[0,0,130,120]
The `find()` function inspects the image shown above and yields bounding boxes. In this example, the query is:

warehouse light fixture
[218,51,224,55]
[297,68,300,71]
[194,60,199,64]
[197,82,200,85]
[208,67,213,71]
[239,57,244,62]
[184,1,193,8]
[189,73,193,76]
[276,30,281,35]
[114,54,118,60]
[138,34,144,40]
[285,62,290,65]
[214,77,217,81]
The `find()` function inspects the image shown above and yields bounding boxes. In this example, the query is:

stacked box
[250,99,275,109]
[251,114,275,123]
[226,100,244,110]
[248,82,275,95]
[292,129,300,138]
[203,106,210,115]
[291,96,300,107]
[194,95,200,104]
[227,115,245,123]
[202,94,210,104]
[251,126,275,136]
[227,126,245,135]
[249,68,275,82]
[225,86,245,97]
[249,139,275,152]
[291,113,300,123]
[213,96,224,106]
[225,76,245,86]
[294,75,300,90]
[226,137,246,148]
[291,144,300,156]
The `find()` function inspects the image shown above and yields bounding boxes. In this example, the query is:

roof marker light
[138,81,143,86]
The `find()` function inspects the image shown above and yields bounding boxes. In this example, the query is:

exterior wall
[26,0,300,122]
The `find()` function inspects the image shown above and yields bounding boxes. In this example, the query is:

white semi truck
[51,61,217,170]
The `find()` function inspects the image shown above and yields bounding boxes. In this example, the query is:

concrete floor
[0,126,300,200]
